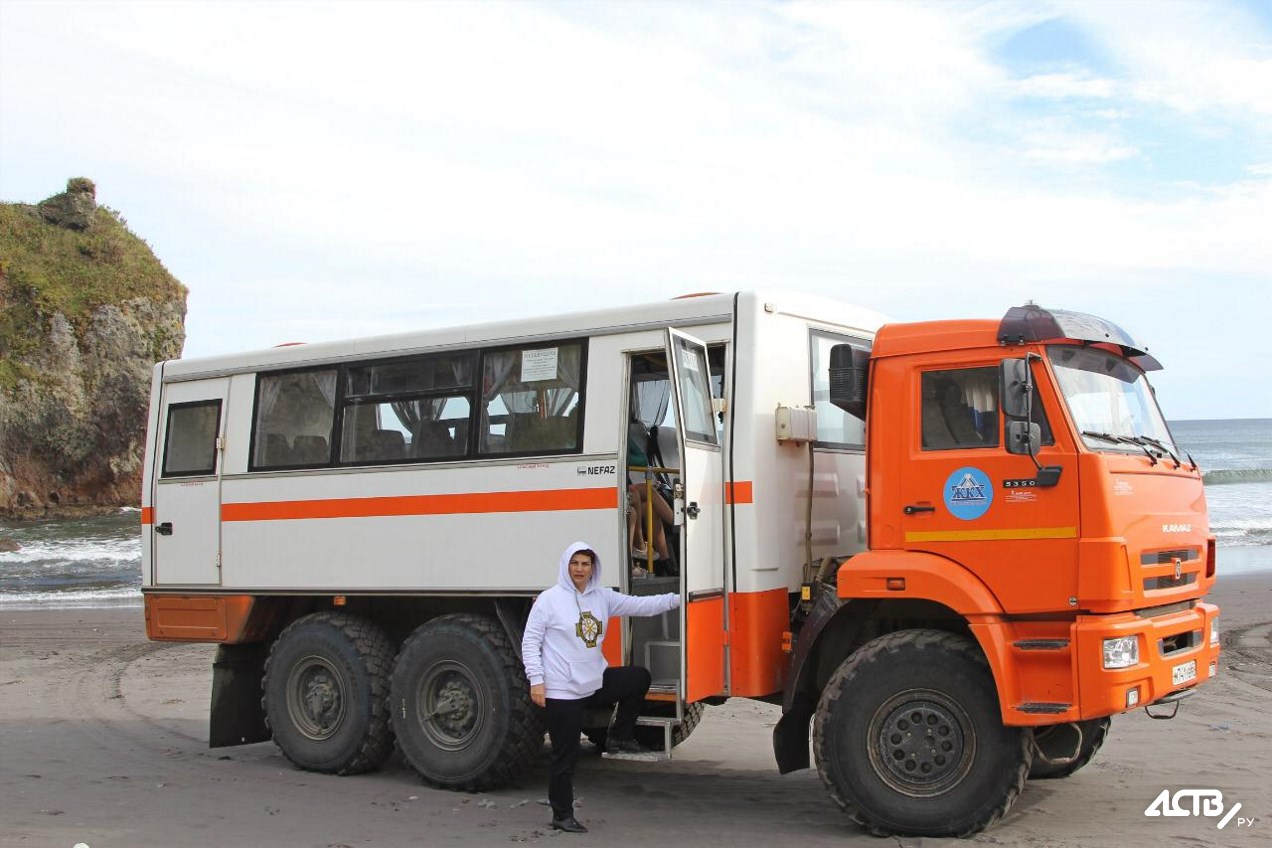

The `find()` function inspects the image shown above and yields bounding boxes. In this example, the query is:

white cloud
[1,0,1270,417]
[1022,137,1139,164]
[1059,0,1272,121]
[1013,72,1117,100]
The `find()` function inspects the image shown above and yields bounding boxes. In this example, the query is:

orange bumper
[1073,601,1220,718]
[974,600,1219,726]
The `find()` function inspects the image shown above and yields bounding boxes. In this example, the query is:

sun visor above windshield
[998,304,1162,371]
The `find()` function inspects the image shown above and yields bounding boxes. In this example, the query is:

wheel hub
[418,662,484,750]
[870,691,972,796]
[287,656,346,740]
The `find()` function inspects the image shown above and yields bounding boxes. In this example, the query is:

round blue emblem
[944,467,993,521]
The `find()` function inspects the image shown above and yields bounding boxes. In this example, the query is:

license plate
[1172,659,1197,686]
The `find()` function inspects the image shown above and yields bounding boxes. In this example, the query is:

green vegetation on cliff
[1,179,188,517]
[0,180,187,389]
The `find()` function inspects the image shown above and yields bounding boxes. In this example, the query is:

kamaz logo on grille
[1162,523,1192,533]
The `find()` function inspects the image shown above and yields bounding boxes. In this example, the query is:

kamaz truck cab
[777,303,1219,837]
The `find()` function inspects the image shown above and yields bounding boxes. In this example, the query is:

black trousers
[543,665,652,819]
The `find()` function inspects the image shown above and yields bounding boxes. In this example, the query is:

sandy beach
[2,569,1269,848]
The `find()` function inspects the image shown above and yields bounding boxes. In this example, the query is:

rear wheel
[1029,717,1111,779]
[813,629,1032,837]
[261,612,395,775]
[390,613,542,791]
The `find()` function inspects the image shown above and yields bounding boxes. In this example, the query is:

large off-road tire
[261,612,395,775]
[390,613,543,791]
[813,629,1033,838]
[586,700,706,752]
[1029,717,1111,779]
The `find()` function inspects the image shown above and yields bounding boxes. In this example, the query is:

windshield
[1048,345,1176,454]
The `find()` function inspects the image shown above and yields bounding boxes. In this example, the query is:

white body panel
[142,291,884,603]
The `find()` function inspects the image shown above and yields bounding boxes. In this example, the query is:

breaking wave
[1203,468,1272,485]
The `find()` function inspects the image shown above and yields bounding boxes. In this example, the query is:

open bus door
[665,329,726,702]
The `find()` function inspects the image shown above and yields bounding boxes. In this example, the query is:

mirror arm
[1021,353,1062,486]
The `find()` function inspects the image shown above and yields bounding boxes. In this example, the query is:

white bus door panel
[666,329,726,702]
[152,378,227,586]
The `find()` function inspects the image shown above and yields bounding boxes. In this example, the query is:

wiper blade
[1135,435,1183,468]
[1081,430,1157,465]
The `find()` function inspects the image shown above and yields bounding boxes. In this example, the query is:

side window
[251,369,337,469]
[670,334,717,445]
[480,341,585,455]
[921,368,1000,450]
[339,353,475,464]
[811,331,868,448]
[162,400,221,477]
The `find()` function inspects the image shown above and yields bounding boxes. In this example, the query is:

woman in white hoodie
[521,541,681,834]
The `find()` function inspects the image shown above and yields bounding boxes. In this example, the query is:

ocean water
[1,419,1269,608]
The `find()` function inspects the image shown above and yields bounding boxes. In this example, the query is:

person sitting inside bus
[627,419,673,570]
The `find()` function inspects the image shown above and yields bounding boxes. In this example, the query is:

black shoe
[551,816,588,833]
[606,737,649,755]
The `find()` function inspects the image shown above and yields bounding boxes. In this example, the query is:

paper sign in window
[521,347,559,382]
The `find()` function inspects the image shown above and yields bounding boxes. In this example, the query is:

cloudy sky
[2,0,1269,419]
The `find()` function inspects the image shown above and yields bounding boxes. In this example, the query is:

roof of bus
[160,289,889,380]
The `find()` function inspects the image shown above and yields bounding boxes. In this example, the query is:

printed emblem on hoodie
[575,610,602,647]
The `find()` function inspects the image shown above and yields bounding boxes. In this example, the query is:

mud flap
[209,643,270,748]
[773,697,814,773]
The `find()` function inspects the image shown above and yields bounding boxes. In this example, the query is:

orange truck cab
[775,304,1219,837]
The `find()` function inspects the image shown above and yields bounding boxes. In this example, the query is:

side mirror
[1006,420,1041,456]
[1000,358,1030,419]
[829,343,870,421]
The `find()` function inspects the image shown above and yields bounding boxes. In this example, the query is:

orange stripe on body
[141,507,154,525]
[222,486,618,522]
[725,481,753,504]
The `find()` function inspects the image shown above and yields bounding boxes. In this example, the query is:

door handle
[155,522,174,536]
[685,502,701,519]
[903,505,936,515]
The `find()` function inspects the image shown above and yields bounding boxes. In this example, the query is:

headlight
[1103,636,1139,669]
[1210,619,1220,647]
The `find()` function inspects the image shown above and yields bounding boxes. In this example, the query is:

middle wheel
[390,613,543,791]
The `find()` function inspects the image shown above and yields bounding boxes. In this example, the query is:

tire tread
[262,611,395,775]
[812,629,1031,837]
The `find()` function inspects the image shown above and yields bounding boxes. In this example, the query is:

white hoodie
[521,541,680,700]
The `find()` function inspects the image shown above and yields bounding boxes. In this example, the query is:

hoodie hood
[558,541,601,593]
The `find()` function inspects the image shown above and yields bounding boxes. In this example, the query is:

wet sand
[2,568,1269,848]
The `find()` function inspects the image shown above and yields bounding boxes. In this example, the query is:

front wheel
[813,629,1032,837]
[390,613,543,791]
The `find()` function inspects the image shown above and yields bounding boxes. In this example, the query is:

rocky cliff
[0,179,188,518]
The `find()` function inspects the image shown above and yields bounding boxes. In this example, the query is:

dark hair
[574,548,597,566]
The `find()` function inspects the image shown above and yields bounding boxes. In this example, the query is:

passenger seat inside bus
[413,421,456,459]
[292,435,330,464]
[263,432,293,466]
[370,429,406,461]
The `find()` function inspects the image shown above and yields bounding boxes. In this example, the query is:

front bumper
[1074,601,1220,718]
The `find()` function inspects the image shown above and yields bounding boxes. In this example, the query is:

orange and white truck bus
[141,291,1220,837]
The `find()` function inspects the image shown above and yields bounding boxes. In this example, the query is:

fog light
[1126,688,1140,708]
[1209,661,1218,678]
[1210,619,1220,647]
[1103,636,1139,669]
